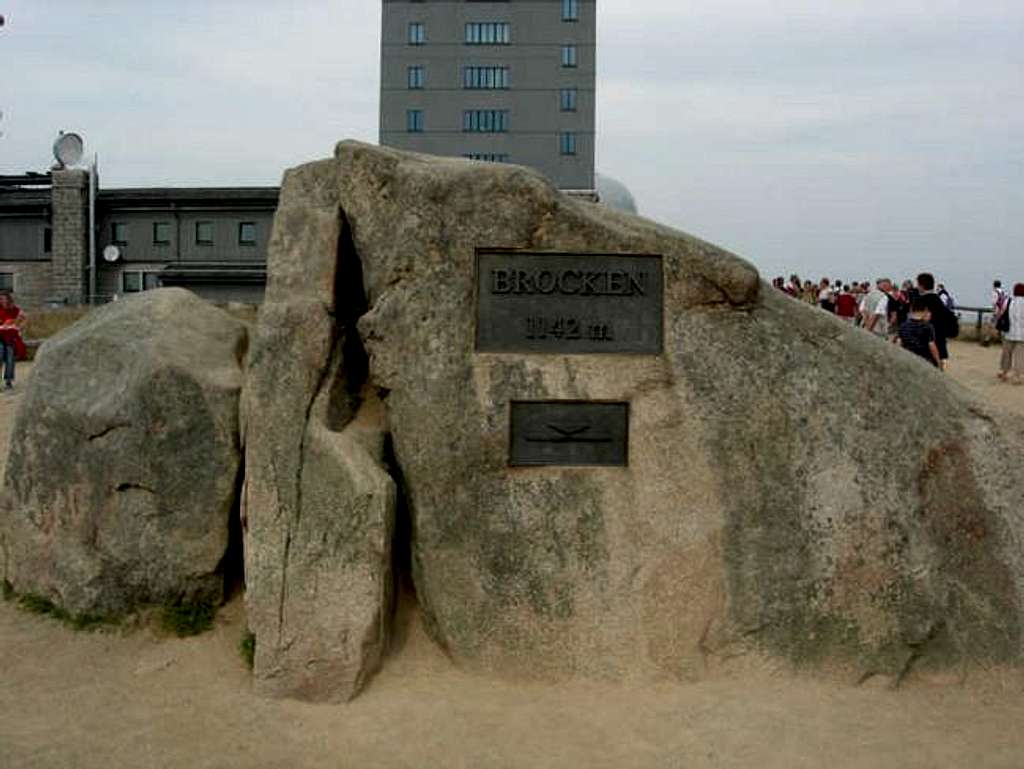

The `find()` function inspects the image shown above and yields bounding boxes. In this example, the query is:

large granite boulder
[0,288,247,618]
[241,167,396,702]
[246,141,1024,700]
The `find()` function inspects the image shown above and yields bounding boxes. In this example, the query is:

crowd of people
[772,272,1024,381]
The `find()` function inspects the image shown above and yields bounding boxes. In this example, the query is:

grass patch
[160,598,217,637]
[239,631,256,670]
[17,593,58,615]
[23,307,92,341]
[15,592,115,630]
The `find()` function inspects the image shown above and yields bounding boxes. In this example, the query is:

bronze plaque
[476,251,663,354]
[509,401,629,467]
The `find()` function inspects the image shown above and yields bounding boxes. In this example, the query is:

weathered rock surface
[242,165,395,702]
[249,141,1024,700]
[0,288,247,618]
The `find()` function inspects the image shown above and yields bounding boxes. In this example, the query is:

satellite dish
[102,245,121,263]
[53,132,84,168]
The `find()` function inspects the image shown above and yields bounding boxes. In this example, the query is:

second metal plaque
[476,251,663,354]
[509,401,629,467]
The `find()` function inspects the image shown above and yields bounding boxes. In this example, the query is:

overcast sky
[3,0,1022,304]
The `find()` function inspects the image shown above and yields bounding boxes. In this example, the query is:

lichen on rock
[1,288,247,618]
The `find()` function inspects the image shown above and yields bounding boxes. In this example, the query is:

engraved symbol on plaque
[510,402,629,467]
[526,423,613,445]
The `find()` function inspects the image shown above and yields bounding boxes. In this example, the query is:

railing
[954,305,996,342]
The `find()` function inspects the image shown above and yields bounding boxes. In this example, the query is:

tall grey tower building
[379,0,596,191]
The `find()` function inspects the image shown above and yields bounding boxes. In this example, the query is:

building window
[408,65,424,89]
[407,109,424,132]
[463,110,509,133]
[112,222,128,245]
[561,44,577,67]
[43,227,52,254]
[0,273,13,292]
[463,66,509,89]
[465,22,510,45]
[122,271,143,293]
[560,87,578,112]
[562,0,579,21]
[153,222,171,245]
[463,153,510,163]
[560,132,577,156]
[195,221,214,245]
[239,222,256,245]
[408,22,425,45]
[122,271,160,293]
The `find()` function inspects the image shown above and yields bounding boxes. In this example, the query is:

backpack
[942,304,960,339]
[997,299,1012,333]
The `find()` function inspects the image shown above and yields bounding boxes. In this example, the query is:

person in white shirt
[998,282,1024,384]
[817,277,835,312]
[992,280,1008,314]
[860,278,892,337]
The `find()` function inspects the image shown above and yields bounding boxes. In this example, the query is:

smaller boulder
[1,288,247,618]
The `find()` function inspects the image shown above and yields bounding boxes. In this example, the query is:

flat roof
[1,183,282,215]
[99,187,280,208]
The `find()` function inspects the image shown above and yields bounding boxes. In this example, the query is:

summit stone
[244,141,1024,700]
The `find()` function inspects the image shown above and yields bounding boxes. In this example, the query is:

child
[898,295,941,368]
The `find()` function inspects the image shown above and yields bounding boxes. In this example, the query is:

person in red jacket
[835,284,858,323]
[0,291,27,390]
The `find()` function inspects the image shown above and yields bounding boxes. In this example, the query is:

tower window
[465,22,510,45]
[463,110,509,133]
[560,132,577,156]
[407,109,424,132]
[463,66,509,89]
[464,153,510,163]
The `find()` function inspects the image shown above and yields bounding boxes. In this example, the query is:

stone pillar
[50,169,90,305]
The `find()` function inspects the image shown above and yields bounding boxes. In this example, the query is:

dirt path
[2,346,1023,769]
[3,596,1024,769]
[945,340,1024,416]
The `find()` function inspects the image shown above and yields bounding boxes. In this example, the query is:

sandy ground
[2,342,1023,769]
